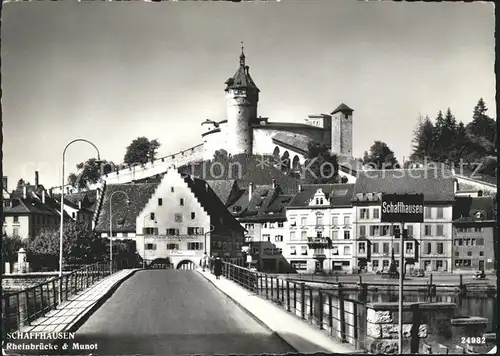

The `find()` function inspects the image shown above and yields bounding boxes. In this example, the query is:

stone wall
[364,302,456,354]
[2,273,60,292]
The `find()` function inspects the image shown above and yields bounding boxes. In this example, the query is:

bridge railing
[2,261,122,337]
[221,262,368,352]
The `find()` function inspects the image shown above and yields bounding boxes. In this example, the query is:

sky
[2,0,495,190]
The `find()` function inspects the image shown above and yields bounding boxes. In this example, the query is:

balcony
[307,237,331,249]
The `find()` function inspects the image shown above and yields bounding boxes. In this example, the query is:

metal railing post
[286,280,290,311]
[319,289,324,329]
[339,290,346,343]
[300,283,305,320]
[265,275,269,299]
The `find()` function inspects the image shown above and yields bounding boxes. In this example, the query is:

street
[74,270,294,355]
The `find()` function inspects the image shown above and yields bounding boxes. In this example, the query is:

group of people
[200,254,222,279]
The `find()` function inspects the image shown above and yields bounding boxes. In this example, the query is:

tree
[362,141,399,169]
[2,235,27,273]
[303,142,340,184]
[466,98,496,157]
[411,115,436,161]
[68,158,115,190]
[123,137,161,165]
[26,221,97,271]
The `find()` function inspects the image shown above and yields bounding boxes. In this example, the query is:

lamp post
[109,190,130,274]
[60,139,101,279]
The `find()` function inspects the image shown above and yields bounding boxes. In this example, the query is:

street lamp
[60,139,101,279]
[109,190,130,274]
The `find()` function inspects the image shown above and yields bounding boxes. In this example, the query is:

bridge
[2,262,357,355]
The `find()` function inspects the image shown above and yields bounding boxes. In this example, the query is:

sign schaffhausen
[381,193,424,223]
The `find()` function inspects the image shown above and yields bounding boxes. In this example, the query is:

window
[290,246,297,255]
[122,232,128,238]
[301,217,307,226]
[13,227,19,237]
[425,207,432,219]
[175,214,183,222]
[332,216,339,226]
[407,225,413,237]
[316,231,323,238]
[426,243,432,254]
[166,228,179,235]
[343,246,351,256]
[150,213,155,220]
[263,234,271,242]
[358,242,366,253]
[372,260,379,268]
[467,251,472,257]
[344,216,351,225]
[359,225,366,237]
[437,243,443,255]
[72,212,76,219]
[360,208,369,219]
[13,216,19,223]
[424,225,432,236]
[301,231,307,240]
[372,208,380,219]
[436,260,443,269]
[382,260,390,268]
[275,235,283,242]
[382,243,389,254]
[372,243,379,253]
[405,242,413,254]
[278,222,284,228]
[458,239,463,246]
[289,219,296,227]
[455,251,459,257]
[344,231,350,240]
[263,223,268,228]
[437,207,444,219]
[245,223,254,230]
[187,227,204,235]
[394,242,399,254]
[290,231,296,240]
[316,216,323,226]
[143,227,159,235]
[370,226,380,237]
[477,238,484,246]
[180,198,184,206]
[189,212,194,220]
[187,242,203,250]
[479,251,484,257]
[171,187,174,193]
[167,243,179,250]
[331,230,338,239]
[436,225,444,236]
[158,198,163,206]
[290,260,307,271]
[381,225,391,236]
[300,246,308,255]
[475,227,483,232]
[145,243,156,250]
[332,246,339,255]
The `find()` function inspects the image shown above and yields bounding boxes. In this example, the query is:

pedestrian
[214,257,222,279]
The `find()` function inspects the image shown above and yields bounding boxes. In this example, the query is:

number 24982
[461,336,486,344]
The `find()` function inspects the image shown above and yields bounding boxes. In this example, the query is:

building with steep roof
[452,196,496,273]
[352,169,456,273]
[94,169,245,269]
[284,184,356,273]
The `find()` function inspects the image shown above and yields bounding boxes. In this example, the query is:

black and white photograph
[1,1,497,355]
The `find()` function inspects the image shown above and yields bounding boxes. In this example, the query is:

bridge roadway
[73,269,295,355]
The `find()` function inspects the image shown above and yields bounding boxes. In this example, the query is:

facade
[452,196,496,273]
[237,182,294,272]
[95,169,245,269]
[352,169,455,273]
[284,184,355,273]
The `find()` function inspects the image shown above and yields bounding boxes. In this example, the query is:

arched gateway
[176,260,196,270]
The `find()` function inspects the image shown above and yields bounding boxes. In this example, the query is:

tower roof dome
[225,43,260,92]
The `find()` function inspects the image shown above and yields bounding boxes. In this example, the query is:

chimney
[2,177,7,192]
[272,179,276,189]
[298,184,303,192]
[23,186,27,199]
[78,201,82,209]
[248,182,253,202]
[42,190,46,204]
[35,171,39,188]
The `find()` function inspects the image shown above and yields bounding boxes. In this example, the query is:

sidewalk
[197,268,358,354]
[18,269,140,333]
